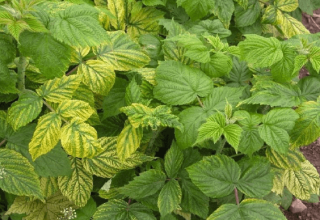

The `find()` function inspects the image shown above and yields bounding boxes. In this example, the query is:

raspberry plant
[0,0,320,219]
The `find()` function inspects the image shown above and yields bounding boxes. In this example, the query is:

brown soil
[283,9,320,220]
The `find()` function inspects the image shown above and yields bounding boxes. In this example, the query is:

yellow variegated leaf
[275,0,298,12]
[93,31,150,71]
[61,118,102,158]
[127,3,164,39]
[7,192,76,220]
[36,75,82,103]
[57,100,95,122]
[70,46,90,64]
[284,160,320,200]
[83,137,153,178]
[266,148,305,171]
[77,60,116,95]
[108,0,126,30]
[72,83,95,107]
[276,12,309,38]
[40,177,59,198]
[271,167,285,195]
[29,113,62,160]
[58,158,93,207]
[8,90,43,131]
[117,123,143,161]
[133,68,156,86]
[120,103,183,130]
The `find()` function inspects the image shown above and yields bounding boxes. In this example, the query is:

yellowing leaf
[40,177,59,198]
[8,90,43,131]
[93,31,150,71]
[61,118,102,158]
[117,123,143,161]
[77,60,116,95]
[83,137,153,178]
[276,12,309,38]
[57,100,95,122]
[58,158,93,207]
[108,0,126,30]
[37,75,82,103]
[29,113,62,161]
[275,0,298,12]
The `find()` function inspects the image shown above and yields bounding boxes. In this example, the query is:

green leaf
[0,111,14,139]
[188,19,231,39]
[8,90,43,131]
[266,148,305,171]
[298,0,320,15]
[0,62,19,94]
[119,169,167,199]
[56,100,95,122]
[271,42,297,82]
[290,100,320,148]
[48,4,109,47]
[281,188,293,210]
[0,36,16,64]
[298,77,320,101]
[0,149,43,200]
[180,171,209,219]
[212,0,235,28]
[233,111,264,156]
[19,32,72,79]
[238,82,302,107]
[93,200,156,220]
[102,77,128,119]
[125,78,141,105]
[77,60,116,95]
[196,113,225,144]
[223,124,243,152]
[120,104,183,130]
[36,75,82,103]
[142,0,165,6]
[166,34,210,63]
[226,57,252,86]
[29,113,62,160]
[237,157,273,198]
[177,0,215,20]
[239,35,283,68]
[262,5,278,24]
[207,199,286,220]
[94,31,150,71]
[76,197,96,220]
[259,108,299,153]
[187,155,241,198]
[284,160,320,200]
[116,123,143,161]
[234,0,260,27]
[200,53,233,78]
[83,137,153,178]
[154,60,213,105]
[309,46,320,73]
[58,158,93,207]
[158,179,182,216]
[275,0,298,12]
[164,141,184,178]
[61,118,102,158]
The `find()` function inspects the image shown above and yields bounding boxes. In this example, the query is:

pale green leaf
[293,55,308,74]
[61,118,102,158]
[223,124,243,151]
[58,158,93,207]
[0,149,43,200]
[29,113,62,160]
[7,20,30,41]
[120,104,183,130]
[158,179,182,216]
[93,200,156,220]
[8,90,43,131]
[212,0,235,28]
[36,75,82,103]
[153,60,213,105]
[94,31,150,71]
[200,52,233,78]
[117,123,143,161]
[239,34,283,68]
[48,4,109,47]
[309,46,320,73]
[142,0,165,6]
[284,160,320,200]
[77,60,116,95]
[196,117,224,145]
[259,108,299,153]
[164,141,184,178]
[188,19,231,38]
[56,100,95,122]
[83,137,153,178]
[207,199,286,220]
[275,0,298,12]
[187,155,241,198]
[177,0,215,20]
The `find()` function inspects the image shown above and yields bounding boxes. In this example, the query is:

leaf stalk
[17,56,27,91]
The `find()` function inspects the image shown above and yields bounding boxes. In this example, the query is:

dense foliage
[0,0,320,219]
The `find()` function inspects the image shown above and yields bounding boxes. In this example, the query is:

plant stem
[197,96,204,108]
[17,56,27,91]
[234,187,240,206]
[66,66,78,76]
[216,138,227,154]
[43,101,68,123]
[0,139,7,147]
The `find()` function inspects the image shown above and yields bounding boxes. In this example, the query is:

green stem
[17,56,27,91]
[216,138,227,154]
[197,96,204,108]
[0,139,7,147]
